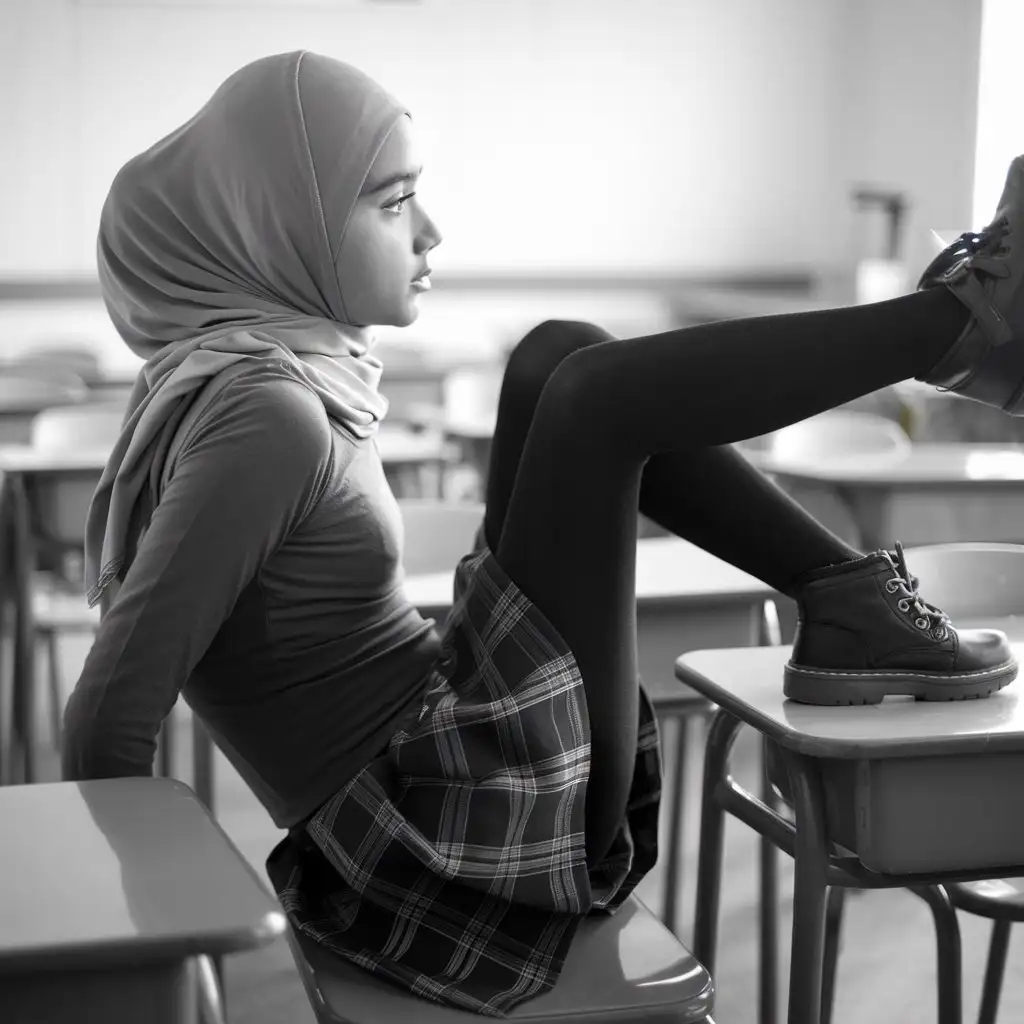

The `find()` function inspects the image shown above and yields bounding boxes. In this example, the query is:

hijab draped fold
[85,50,410,608]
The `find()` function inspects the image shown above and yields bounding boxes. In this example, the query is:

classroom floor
[28,642,1024,1024]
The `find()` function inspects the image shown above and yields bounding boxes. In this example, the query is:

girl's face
[337,115,442,327]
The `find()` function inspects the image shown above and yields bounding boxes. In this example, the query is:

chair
[22,403,123,749]
[760,410,911,464]
[204,497,714,1020]
[4,344,103,385]
[285,894,715,1023]
[6,399,210,806]
[771,542,1024,1024]
[0,369,87,444]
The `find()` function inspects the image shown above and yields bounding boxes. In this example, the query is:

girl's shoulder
[169,357,335,478]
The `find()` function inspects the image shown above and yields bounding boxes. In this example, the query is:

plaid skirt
[265,546,662,1018]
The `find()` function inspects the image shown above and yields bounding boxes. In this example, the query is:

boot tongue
[878,540,913,582]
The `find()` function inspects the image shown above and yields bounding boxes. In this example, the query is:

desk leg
[0,476,14,786]
[782,750,830,1024]
[661,709,687,936]
[694,709,743,976]
[759,735,779,1024]
[9,475,35,785]
[911,885,963,1024]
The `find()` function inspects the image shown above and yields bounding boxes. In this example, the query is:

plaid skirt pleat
[265,546,662,1018]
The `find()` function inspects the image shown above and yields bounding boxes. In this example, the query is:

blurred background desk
[759,442,1024,550]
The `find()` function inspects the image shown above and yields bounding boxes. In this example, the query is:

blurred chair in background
[736,409,911,550]
[18,403,123,751]
[5,345,102,385]
[0,367,87,444]
[760,410,911,465]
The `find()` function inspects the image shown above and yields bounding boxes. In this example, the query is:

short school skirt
[264,546,662,1018]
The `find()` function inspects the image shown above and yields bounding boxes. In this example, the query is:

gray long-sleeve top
[61,359,442,828]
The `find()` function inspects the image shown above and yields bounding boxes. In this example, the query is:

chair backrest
[901,542,1024,619]
[0,370,87,411]
[7,346,102,383]
[767,410,911,462]
[398,498,485,575]
[28,402,127,549]
[30,400,126,451]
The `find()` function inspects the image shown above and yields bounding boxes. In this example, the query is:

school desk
[758,442,1024,551]
[0,776,286,1024]
[676,639,1024,1024]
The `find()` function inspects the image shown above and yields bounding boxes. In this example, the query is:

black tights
[483,287,970,866]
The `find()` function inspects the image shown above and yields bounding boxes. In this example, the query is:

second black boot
[784,542,1017,705]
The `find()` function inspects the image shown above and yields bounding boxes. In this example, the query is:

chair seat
[949,878,1024,922]
[286,894,714,1023]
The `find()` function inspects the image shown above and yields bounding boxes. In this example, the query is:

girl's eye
[384,191,416,215]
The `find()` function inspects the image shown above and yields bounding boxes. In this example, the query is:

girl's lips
[411,276,431,291]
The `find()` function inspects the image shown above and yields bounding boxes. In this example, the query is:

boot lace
[882,541,952,640]
[920,218,1012,287]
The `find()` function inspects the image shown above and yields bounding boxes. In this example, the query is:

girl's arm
[61,373,332,781]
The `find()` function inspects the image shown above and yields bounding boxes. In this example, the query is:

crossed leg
[483,290,967,864]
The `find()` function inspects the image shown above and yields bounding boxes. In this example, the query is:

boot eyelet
[897,598,911,612]
[885,579,900,594]
[915,617,930,630]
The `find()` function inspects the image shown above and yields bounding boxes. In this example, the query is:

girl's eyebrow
[362,166,423,196]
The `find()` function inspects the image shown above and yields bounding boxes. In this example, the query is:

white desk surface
[761,442,1024,486]
[0,777,285,972]
[402,536,774,613]
[0,424,455,473]
[675,636,1024,759]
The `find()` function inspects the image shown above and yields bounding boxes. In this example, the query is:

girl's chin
[390,296,422,328]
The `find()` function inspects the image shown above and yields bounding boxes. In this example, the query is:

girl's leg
[493,287,969,865]
[484,320,864,597]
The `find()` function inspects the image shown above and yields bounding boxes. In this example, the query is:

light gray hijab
[85,50,409,608]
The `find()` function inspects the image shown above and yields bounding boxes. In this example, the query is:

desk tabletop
[0,778,286,972]
[402,536,774,612]
[675,636,1024,759]
[761,443,1024,486]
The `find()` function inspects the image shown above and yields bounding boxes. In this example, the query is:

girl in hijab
[62,49,1023,1016]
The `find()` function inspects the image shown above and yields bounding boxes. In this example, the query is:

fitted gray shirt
[61,360,442,828]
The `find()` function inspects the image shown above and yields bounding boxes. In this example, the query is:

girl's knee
[520,318,613,353]
[504,319,613,394]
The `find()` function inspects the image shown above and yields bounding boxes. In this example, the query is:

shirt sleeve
[61,369,334,781]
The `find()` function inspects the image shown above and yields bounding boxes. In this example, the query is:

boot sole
[783,658,1019,706]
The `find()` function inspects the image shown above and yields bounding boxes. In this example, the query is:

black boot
[784,542,1017,705]
[916,154,1024,414]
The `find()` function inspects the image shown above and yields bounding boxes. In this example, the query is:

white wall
[973,0,1024,226]
[0,0,981,282]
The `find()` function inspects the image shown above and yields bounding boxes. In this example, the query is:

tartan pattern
[265,547,661,1017]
